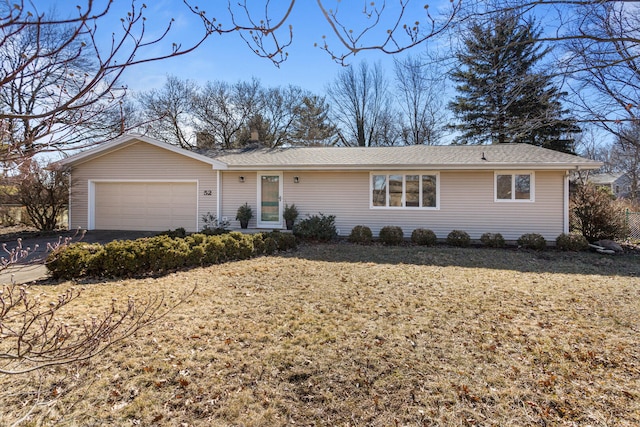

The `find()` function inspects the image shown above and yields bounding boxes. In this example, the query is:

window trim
[494,171,535,202]
[369,171,440,210]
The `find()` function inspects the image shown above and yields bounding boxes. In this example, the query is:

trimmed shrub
[411,228,437,246]
[446,230,471,247]
[47,243,105,280]
[271,231,297,251]
[379,226,404,245]
[348,225,373,244]
[556,233,589,251]
[480,232,506,248]
[293,213,337,242]
[517,233,547,250]
[46,230,298,280]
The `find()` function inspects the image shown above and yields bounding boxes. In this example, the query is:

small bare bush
[571,183,628,242]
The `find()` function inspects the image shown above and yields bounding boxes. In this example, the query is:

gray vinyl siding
[69,140,217,231]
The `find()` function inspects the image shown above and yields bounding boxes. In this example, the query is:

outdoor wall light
[293,176,299,183]
[239,176,245,183]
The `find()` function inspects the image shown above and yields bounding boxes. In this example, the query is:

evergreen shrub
[480,232,506,248]
[411,228,437,246]
[379,226,404,245]
[556,233,589,251]
[517,233,547,250]
[46,231,297,280]
[348,225,373,244]
[446,230,471,247]
[293,213,337,242]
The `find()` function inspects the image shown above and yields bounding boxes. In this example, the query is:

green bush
[46,231,298,280]
[446,230,471,247]
[556,233,589,251]
[271,231,297,251]
[293,213,337,242]
[480,232,506,248]
[378,226,404,245]
[517,233,547,250]
[411,228,437,246]
[47,243,105,280]
[348,225,373,244]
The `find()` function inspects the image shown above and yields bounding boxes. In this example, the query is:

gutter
[222,163,603,172]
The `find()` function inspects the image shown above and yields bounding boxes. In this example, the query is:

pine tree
[449,13,579,152]
[290,95,338,146]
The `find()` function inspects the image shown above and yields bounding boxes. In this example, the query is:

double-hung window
[495,172,534,202]
[371,173,439,209]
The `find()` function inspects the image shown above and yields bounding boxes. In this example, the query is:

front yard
[1,244,639,426]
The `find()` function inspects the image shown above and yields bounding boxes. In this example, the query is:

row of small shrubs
[347,224,590,251]
[47,231,297,280]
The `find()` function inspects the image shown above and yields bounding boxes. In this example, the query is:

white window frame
[494,171,535,202]
[369,171,440,210]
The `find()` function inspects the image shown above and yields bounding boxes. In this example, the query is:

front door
[257,173,283,228]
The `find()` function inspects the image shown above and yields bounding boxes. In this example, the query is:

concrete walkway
[0,230,156,285]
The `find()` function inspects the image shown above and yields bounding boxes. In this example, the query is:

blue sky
[34,1,444,95]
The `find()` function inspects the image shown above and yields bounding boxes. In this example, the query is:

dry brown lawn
[1,243,639,426]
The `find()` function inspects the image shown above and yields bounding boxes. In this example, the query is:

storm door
[257,173,283,228]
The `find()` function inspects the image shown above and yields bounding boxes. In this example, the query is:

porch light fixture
[293,176,299,183]
[239,176,245,183]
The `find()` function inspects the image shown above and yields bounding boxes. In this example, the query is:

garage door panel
[94,182,197,231]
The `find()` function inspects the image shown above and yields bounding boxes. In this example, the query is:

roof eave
[223,162,603,171]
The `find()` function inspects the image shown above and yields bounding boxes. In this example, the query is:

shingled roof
[205,143,601,171]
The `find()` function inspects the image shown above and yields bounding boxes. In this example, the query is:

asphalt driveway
[0,230,157,285]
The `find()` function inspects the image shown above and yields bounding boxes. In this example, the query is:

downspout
[67,170,72,229]
[563,171,570,234]
[216,169,221,222]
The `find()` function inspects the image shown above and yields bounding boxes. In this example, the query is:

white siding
[70,140,217,231]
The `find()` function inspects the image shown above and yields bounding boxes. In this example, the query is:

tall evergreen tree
[290,95,338,146]
[449,13,579,152]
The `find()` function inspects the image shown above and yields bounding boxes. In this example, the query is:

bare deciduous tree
[394,55,447,145]
[15,161,68,231]
[562,2,639,134]
[137,76,199,149]
[0,1,213,165]
[191,79,263,149]
[186,0,463,65]
[327,61,397,147]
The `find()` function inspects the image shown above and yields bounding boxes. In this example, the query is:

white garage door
[94,182,198,231]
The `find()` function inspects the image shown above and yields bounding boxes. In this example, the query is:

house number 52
[203,190,212,196]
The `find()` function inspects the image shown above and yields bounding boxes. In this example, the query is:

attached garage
[91,181,198,232]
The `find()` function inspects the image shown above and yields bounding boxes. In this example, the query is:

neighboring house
[58,134,601,241]
[588,172,636,200]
